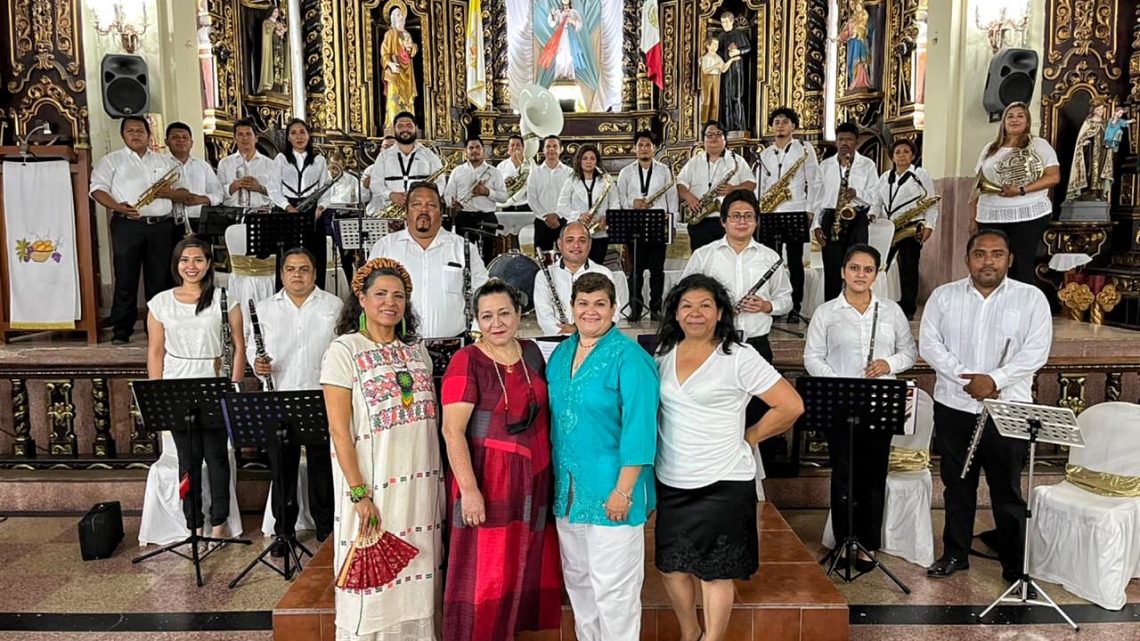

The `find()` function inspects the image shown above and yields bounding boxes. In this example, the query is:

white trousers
[556,518,645,641]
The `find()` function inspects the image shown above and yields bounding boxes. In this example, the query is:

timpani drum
[487,251,541,313]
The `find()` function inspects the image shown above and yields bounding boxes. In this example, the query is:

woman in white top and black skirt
[275,118,332,289]
[654,273,803,641]
[972,102,1060,284]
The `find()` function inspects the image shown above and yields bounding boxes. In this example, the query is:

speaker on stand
[100,54,150,118]
[982,48,1039,121]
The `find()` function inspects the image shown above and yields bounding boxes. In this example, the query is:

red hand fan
[179,472,191,500]
[336,528,420,590]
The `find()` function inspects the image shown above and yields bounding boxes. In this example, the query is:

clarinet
[866,301,880,369]
[218,289,234,380]
[960,338,1012,479]
[537,251,570,326]
[248,299,274,391]
[734,258,783,313]
[462,236,474,330]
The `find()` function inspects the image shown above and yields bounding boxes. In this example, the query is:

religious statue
[381,6,419,131]
[256,7,289,94]
[1066,101,1115,202]
[839,0,874,92]
[1104,106,1133,153]
[536,0,601,111]
[716,12,751,133]
[700,38,737,123]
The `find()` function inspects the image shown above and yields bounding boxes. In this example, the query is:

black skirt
[654,479,759,581]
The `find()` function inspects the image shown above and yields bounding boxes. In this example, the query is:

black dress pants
[454,210,499,264]
[934,402,1028,578]
[977,215,1050,286]
[588,236,610,266]
[826,423,893,551]
[305,213,328,291]
[110,216,175,340]
[533,217,566,253]
[626,241,667,317]
[761,238,807,313]
[267,441,334,538]
[888,236,922,318]
[171,429,231,530]
[687,217,725,252]
[819,209,870,302]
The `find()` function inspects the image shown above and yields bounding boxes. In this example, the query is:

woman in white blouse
[275,118,332,288]
[557,144,616,266]
[655,273,803,641]
[803,243,917,570]
[972,102,1061,284]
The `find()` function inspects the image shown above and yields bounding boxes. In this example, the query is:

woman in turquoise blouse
[547,272,660,641]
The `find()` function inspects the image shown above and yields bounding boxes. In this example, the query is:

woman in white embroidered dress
[321,258,443,641]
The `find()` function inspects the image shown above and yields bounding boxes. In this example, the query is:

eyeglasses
[704,131,725,139]
[727,213,756,222]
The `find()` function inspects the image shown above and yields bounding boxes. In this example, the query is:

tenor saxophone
[890,195,941,246]
[134,167,181,209]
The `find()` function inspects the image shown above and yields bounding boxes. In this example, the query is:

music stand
[755,210,810,246]
[797,376,911,593]
[606,209,672,320]
[976,399,1083,631]
[246,212,306,290]
[131,378,251,587]
[223,389,330,588]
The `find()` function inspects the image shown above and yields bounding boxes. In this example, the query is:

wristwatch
[1018,186,1026,196]
[349,485,369,503]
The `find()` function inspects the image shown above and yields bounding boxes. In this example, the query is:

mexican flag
[640,0,663,90]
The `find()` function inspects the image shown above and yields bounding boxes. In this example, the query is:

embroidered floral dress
[320,334,444,641]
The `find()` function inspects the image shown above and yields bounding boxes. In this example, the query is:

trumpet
[134,167,180,209]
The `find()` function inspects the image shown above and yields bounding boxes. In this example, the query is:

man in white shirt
[811,121,880,302]
[534,222,626,335]
[247,248,343,553]
[677,119,757,252]
[527,135,574,253]
[367,182,489,337]
[318,151,371,290]
[497,134,530,210]
[90,116,191,344]
[755,107,819,323]
[444,136,507,263]
[363,112,445,216]
[216,119,289,210]
[164,122,223,236]
[616,131,678,321]
[920,229,1052,586]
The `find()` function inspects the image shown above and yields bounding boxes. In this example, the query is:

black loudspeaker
[77,501,124,561]
[982,49,1039,119]
[100,54,150,118]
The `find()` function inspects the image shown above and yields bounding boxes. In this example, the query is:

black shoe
[650,311,661,322]
[927,555,969,578]
[785,310,802,324]
[855,558,875,573]
[270,538,288,558]
[626,312,643,323]
[315,530,332,543]
[111,336,130,345]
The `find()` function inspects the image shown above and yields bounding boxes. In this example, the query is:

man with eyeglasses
[682,190,791,485]
[677,120,756,251]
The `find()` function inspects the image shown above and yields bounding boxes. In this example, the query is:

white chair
[1028,402,1140,610]
[260,450,317,536]
[865,219,901,303]
[822,388,935,569]
[224,224,276,319]
[138,432,244,546]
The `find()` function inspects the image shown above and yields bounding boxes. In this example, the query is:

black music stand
[976,399,1082,631]
[606,209,671,320]
[131,378,251,587]
[334,216,400,275]
[198,206,247,239]
[224,389,329,588]
[755,210,810,246]
[797,376,911,593]
[246,212,306,290]
[424,336,468,379]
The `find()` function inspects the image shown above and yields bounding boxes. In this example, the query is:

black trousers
[305,214,328,291]
[760,238,806,313]
[588,237,610,266]
[978,216,1050,286]
[267,441,335,538]
[819,209,870,302]
[533,217,566,253]
[626,241,667,317]
[454,210,499,264]
[826,422,893,551]
[934,402,1028,578]
[888,236,922,318]
[110,216,175,340]
[687,217,725,252]
[171,428,231,530]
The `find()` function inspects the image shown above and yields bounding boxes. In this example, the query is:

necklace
[363,329,415,408]
[481,339,521,373]
[485,342,532,411]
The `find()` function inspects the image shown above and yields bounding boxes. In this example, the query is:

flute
[960,337,1012,479]
[248,299,274,391]
[866,301,880,369]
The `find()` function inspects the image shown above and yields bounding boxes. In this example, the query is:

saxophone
[217,289,234,380]
[582,174,614,234]
[758,154,808,213]
[248,299,274,391]
[378,156,459,219]
[683,154,741,225]
[830,155,855,242]
[537,250,570,326]
[644,174,679,207]
[294,172,343,212]
[890,195,942,246]
[134,166,181,209]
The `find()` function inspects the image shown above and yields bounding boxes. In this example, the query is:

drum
[487,252,541,313]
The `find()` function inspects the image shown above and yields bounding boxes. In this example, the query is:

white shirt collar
[835,290,881,313]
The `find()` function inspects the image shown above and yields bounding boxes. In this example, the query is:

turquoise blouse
[547,325,660,526]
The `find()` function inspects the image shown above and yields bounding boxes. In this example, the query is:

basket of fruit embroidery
[15,238,62,263]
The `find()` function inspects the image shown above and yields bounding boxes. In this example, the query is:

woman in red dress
[440,279,563,641]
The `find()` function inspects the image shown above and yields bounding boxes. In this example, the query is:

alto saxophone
[537,250,570,326]
[644,174,679,208]
[248,299,274,391]
[684,155,741,225]
[890,195,942,247]
[217,289,234,380]
[758,154,808,213]
[583,174,614,234]
[134,166,181,209]
[830,155,855,242]
[378,157,458,219]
